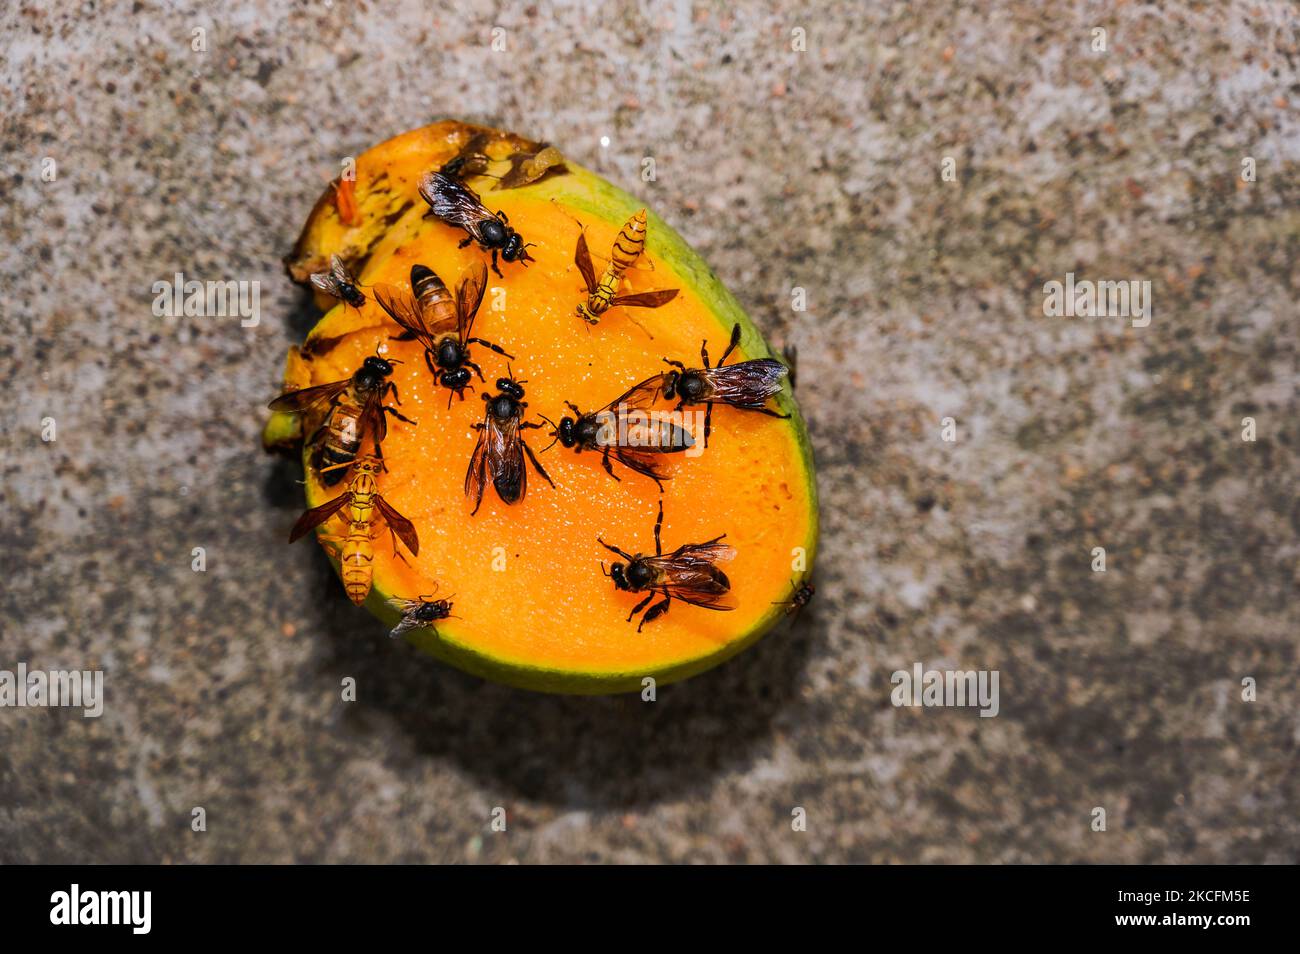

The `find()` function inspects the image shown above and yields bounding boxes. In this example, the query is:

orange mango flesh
[276,122,817,693]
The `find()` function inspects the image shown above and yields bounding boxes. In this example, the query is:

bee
[374,261,512,404]
[540,375,694,489]
[309,254,367,310]
[288,455,419,605]
[598,500,735,632]
[573,209,679,326]
[267,354,414,486]
[418,170,533,277]
[773,578,816,617]
[387,590,455,640]
[661,323,790,447]
[466,373,555,515]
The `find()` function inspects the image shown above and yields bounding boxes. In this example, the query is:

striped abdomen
[588,209,649,314]
[340,522,374,604]
[412,266,459,332]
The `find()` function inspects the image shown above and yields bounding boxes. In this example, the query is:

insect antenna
[535,414,561,452]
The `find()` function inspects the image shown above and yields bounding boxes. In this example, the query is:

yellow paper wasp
[598,501,735,632]
[288,455,419,606]
[268,354,413,485]
[574,209,678,326]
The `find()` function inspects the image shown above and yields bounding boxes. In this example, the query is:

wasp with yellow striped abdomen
[289,455,419,606]
[574,209,679,328]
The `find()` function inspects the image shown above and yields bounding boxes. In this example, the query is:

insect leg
[468,337,515,360]
[464,360,485,383]
[717,323,741,366]
[490,250,503,278]
[653,499,664,555]
[703,401,714,448]
[523,439,556,488]
[386,381,404,405]
[384,404,416,424]
[469,457,487,515]
[638,593,672,632]
[601,445,622,482]
[597,539,635,561]
[626,592,655,623]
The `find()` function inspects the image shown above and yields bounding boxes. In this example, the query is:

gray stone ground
[1,1,1297,863]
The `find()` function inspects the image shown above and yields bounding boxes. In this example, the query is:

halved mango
[266,120,818,693]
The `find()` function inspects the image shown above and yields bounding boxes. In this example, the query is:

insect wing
[268,378,350,412]
[374,283,436,345]
[465,412,525,507]
[419,171,490,238]
[455,260,489,343]
[288,492,353,542]
[357,389,389,447]
[373,495,419,556]
[702,359,789,406]
[574,232,599,294]
[644,545,735,610]
[611,288,679,309]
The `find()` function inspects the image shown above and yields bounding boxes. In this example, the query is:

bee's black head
[362,355,392,376]
[501,234,532,264]
[557,416,576,448]
[608,563,629,591]
[497,378,525,400]
[441,367,471,390]
[662,370,680,400]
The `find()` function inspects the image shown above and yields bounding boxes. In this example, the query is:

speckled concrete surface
[2,1,1297,863]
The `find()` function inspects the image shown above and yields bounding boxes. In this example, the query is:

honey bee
[573,209,679,326]
[660,323,789,447]
[267,354,413,485]
[387,590,455,640]
[773,578,816,617]
[418,170,533,277]
[598,500,735,632]
[289,455,419,606]
[309,254,367,310]
[374,261,513,404]
[540,375,694,489]
[465,373,555,515]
